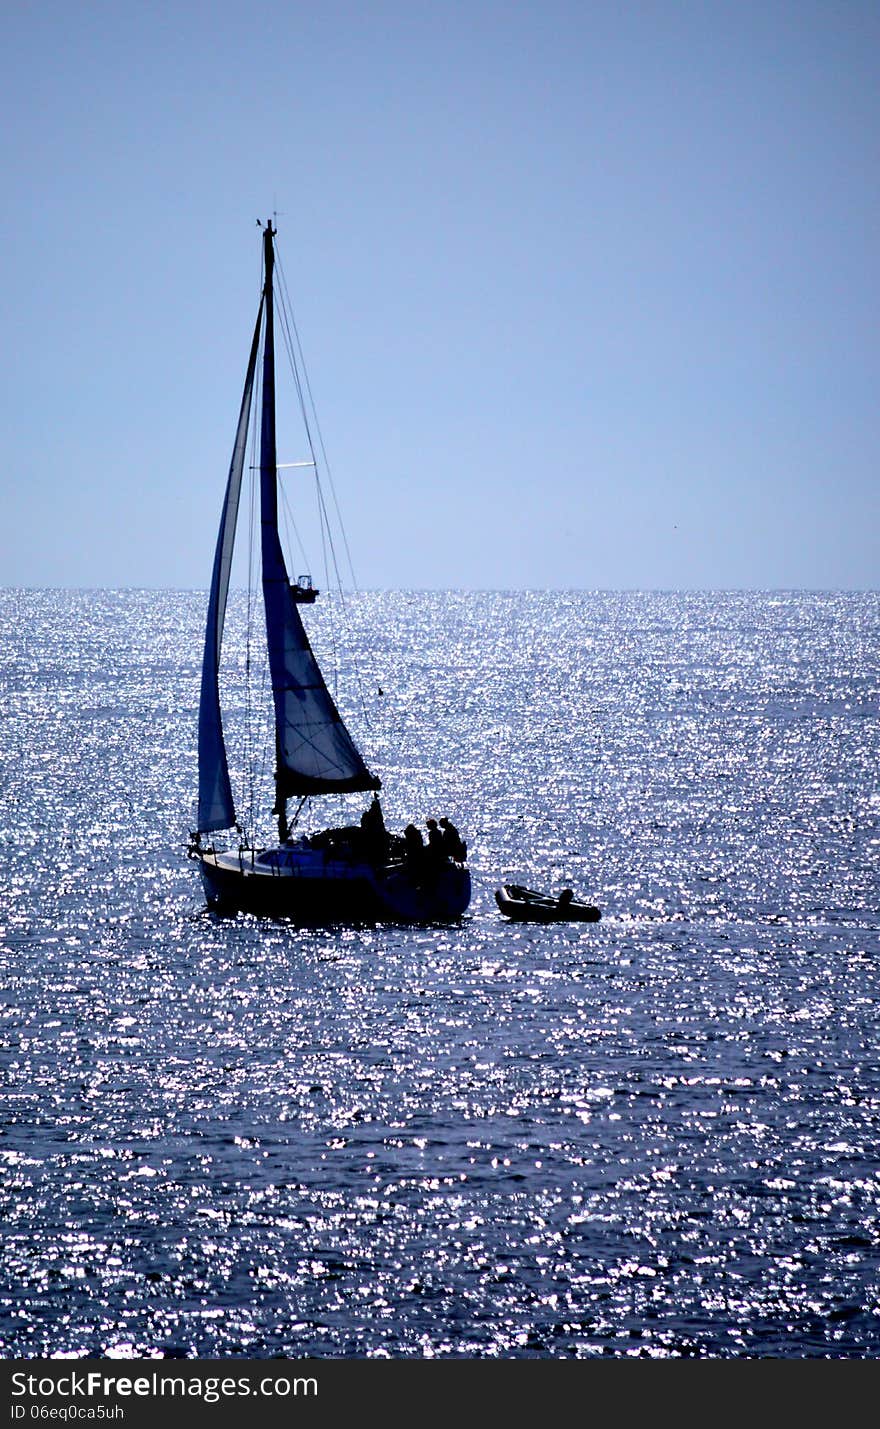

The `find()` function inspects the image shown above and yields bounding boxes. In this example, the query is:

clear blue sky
[2,0,877,589]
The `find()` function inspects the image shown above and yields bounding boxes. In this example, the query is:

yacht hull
[194,847,471,924]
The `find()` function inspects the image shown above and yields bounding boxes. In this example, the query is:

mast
[260,221,287,842]
[260,221,279,589]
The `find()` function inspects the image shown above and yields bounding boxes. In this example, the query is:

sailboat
[188,220,471,922]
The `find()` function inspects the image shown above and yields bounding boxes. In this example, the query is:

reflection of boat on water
[495,884,601,923]
[188,220,470,923]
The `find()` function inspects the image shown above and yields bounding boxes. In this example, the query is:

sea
[0,588,878,1360]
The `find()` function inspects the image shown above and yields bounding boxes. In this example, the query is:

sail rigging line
[274,249,386,729]
[234,237,350,834]
[277,473,313,585]
[309,462,380,733]
[272,239,378,734]
[273,261,366,724]
[275,248,361,594]
[258,219,380,819]
[274,283,377,729]
[271,268,349,603]
[271,248,346,699]
[314,475,369,720]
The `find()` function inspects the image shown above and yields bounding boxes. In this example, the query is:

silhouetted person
[360,794,387,862]
[558,888,574,909]
[438,816,466,861]
[425,818,444,860]
[403,823,424,869]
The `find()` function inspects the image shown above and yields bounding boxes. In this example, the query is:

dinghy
[495,884,601,923]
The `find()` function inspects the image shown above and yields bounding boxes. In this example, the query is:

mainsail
[196,299,264,833]
[258,223,380,813]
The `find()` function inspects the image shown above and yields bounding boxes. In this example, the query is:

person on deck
[360,794,387,862]
[438,816,466,862]
[425,818,444,860]
[403,823,424,869]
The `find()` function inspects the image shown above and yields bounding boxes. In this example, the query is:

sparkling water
[1,589,878,1357]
